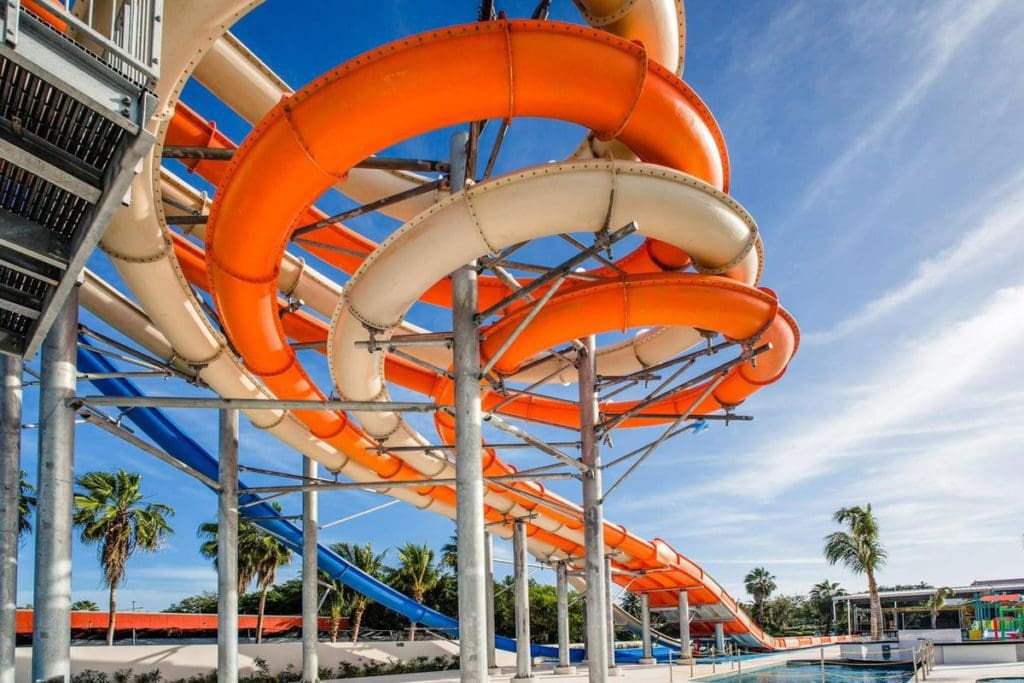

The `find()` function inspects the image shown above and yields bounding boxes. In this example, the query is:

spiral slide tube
[95,0,614,603]
[76,0,850,651]
[162,95,745,385]
[178,0,710,381]
[202,17,805,649]
[75,342,576,659]
[166,155,764,425]
[163,106,758,388]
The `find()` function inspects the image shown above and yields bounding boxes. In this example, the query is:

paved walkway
[323,649,1024,683]
[924,661,1024,683]
[324,646,840,683]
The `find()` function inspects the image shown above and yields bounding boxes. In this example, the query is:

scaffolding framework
[0,1,160,358]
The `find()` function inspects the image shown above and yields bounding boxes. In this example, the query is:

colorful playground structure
[0,1,853,681]
[970,595,1024,641]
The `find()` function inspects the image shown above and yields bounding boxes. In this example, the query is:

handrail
[20,0,161,86]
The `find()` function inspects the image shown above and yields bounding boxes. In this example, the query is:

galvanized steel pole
[554,561,576,674]
[32,287,78,683]
[302,456,319,682]
[605,557,620,675]
[484,532,500,675]
[512,519,534,682]
[0,356,22,683]
[579,334,609,683]
[678,591,691,657]
[639,592,656,664]
[450,130,488,683]
[218,409,239,683]
[714,622,725,653]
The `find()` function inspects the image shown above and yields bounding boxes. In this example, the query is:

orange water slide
[165,102,695,311]
[199,18,805,647]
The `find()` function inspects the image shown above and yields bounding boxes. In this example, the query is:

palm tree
[823,504,887,640]
[319,573,350,643]
[331,542,388,642]
[809,579,846,633]
[391,542,440,641]
[17,470,35,538]
[744,567,777,624]
[71,600,100,611]
[926,587,956,629]
[250,532,292,643]
[440,533,458,573]
[197,508,291,643]
[73,470,174,646]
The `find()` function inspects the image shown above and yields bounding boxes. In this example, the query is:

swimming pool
[700,662,914,683]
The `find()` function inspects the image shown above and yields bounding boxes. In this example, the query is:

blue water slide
[78,343,573,659]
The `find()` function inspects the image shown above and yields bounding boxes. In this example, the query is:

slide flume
[76,342,572,659]
[67,0,855,651]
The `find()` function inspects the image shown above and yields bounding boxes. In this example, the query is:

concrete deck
[323,646,1024,683]
[326,646,842,683]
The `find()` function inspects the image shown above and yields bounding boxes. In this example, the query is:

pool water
[702,662,913,683]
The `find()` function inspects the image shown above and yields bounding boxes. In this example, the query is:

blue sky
[15,0,1024,614]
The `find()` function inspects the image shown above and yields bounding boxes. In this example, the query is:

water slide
[56,0,854,651]
[75,341,571,659]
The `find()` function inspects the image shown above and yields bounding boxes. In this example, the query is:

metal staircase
[0,0,159,358]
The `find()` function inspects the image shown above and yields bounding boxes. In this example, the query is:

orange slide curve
[189,18,831,650]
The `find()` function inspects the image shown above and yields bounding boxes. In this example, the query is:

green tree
[824,504,887,640]
[744,567,777,625]
[440,533,458,573]
[73,470,174,646]
[250,532,292,643]
[165,592,218,614]
[197,508,291,643]
[332,541,388,642]
[926,587,956,629]
[319,573,350,643]
[71,600,100,611]
[17,470,35,538]
[390,542,440,641]
[808,580,846,634]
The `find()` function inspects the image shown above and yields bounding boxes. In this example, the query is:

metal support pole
[678,591,691,658]
[580,334,609,683]
[554,562,576,674]
[451,130,488,683]
[0,357,22,683]
[638,593,656,664]
[605,557,620,675]
[714,622,725,654]
[512,520,534,682]
[32,287,78,683]
[484,532,500,675]
[217,409,239,683]
[302,456,319,682]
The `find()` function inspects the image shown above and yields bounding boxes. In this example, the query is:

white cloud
[702,285,1024,499]
[794,0,1006,215]
[806,177,1024,344]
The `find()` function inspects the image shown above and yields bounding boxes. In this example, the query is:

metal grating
[0,54,126,172]
[0,158,88,240]
[0,262,46,344]
[0,2,159,357]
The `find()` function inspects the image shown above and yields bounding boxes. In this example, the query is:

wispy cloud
[701,285,1024,499]
[805,179,1024,344]
[793,0,1006,216]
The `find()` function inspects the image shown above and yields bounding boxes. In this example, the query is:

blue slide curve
[79,343,572,659]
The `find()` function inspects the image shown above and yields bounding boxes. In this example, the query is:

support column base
[511,676,535,683]
[638,658,658,665]
[489,668,504,676]
[608,666,623,677]
[553,666,577,675]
